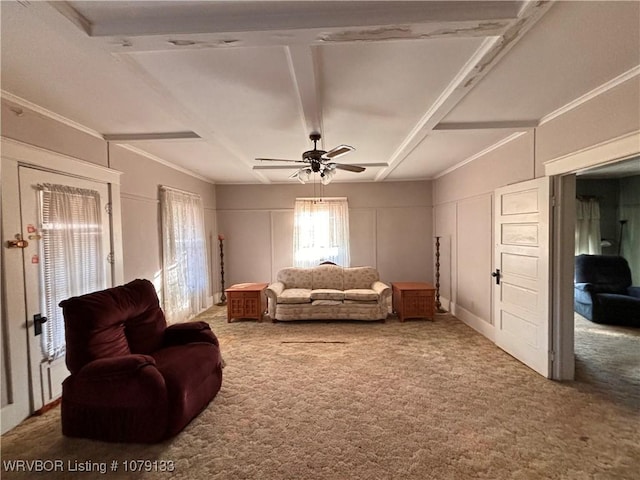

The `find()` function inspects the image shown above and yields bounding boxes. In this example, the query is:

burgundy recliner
[59,279,223,443]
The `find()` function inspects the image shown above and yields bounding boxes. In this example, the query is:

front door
[18,167,112,412]
[493,177,552,377]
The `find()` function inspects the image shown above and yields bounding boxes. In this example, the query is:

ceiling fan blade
[253,165,305,170]
[323,144,354,160]
[255,158,307,163]
[334,163,365,173]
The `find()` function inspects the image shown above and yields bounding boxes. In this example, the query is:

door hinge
[549,350,555,361]
[551,196,556,207]
[107,252,114,264]
[105,202,112,215]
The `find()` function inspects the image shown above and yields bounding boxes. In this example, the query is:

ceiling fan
[254,133,385,184]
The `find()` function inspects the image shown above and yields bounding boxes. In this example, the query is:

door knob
[6,233,28,249]
[491,269,501,285]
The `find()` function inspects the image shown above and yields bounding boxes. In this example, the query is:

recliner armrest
[574,282,626,295]
[63,354,169,431]
[164,321,219,347]
[627,286,640,299]
[74,354,157,381]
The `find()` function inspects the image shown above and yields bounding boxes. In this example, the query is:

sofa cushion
[344,288,379,302]
[312,265,344,290]
[311,299,343,306]
[278,288,312,304]
[310,289,345,301]
[277,268,313,289]
[343,267,379,290]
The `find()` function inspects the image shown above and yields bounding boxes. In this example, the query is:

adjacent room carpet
[1,308,638,479]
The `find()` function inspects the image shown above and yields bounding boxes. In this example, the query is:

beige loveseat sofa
[265,264,391,321]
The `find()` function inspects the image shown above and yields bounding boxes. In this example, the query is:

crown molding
[540,65,640,126]
[434,132,528,179]
[1,90,104,140]
[435,65,640,179]
[115,144,215,185]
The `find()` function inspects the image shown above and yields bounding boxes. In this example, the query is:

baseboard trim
[454,304,495,342]
[438,296,452,313]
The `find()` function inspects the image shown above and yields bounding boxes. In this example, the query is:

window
[160,186,210,323]
[40,184,106,361]
[293,198,350,267]
[575,197,601,255]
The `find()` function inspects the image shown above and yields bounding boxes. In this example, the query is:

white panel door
[493,177,552,377]
[19,167,112,412]
[1,160,31,434]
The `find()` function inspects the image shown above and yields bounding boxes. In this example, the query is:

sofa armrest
[266,282,284,317]
[267,282,284,297]
[164,321,219,347]
[371,281,391,302]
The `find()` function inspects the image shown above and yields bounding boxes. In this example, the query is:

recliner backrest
[575,254,632,290]
[60,279,167,374]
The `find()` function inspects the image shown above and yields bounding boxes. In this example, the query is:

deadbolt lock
[6,234,29,249]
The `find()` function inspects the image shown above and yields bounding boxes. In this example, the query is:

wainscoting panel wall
[216,181,433,288]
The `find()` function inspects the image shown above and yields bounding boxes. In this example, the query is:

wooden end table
[391,282,436,322]
[225,283,269,323]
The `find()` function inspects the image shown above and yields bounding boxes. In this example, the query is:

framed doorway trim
[544,129,640,380]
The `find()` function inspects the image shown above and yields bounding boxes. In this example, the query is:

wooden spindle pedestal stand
[216,235,227,306]
[435,236,447,313]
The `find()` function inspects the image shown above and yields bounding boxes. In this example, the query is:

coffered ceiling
[1,1,639,184]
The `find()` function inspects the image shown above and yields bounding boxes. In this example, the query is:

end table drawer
[233,292,258,299]
[402,290,430,298]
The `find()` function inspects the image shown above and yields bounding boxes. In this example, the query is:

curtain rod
[296,197,347,201]
[159,185,200,197]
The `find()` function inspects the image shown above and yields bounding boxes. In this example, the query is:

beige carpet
[1,308,638,480]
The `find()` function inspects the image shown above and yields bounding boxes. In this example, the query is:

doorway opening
[552,154,639,389]
[571,157,640,402]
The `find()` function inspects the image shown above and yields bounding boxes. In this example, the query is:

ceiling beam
[433,120,539,131]
[376,0,556,181]
[286,45,323,139]
[111,52,273,184]
[103,132,201,142]
[66,2,522,37]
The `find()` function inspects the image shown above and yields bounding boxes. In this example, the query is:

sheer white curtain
[160,186,211,323]
[40,184,105,361]
[619,176,640,281]
[293,198,350,267]
[575,198,602,255]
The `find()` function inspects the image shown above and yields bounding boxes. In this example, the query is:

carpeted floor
[1,308,638,479]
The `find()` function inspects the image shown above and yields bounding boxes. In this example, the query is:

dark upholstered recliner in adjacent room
[59,279,223,443]
[574,254,640,326]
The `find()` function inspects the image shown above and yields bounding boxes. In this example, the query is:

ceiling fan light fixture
[320,168,335,185]
[255,133,359,183]
[297,167,311,184]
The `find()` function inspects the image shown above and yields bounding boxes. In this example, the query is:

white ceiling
[1,1,639,184]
